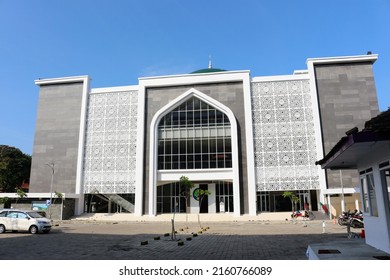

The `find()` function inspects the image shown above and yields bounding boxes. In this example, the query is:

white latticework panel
[83,90,138,194]
[251,80,320,191]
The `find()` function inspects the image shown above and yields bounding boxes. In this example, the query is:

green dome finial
[190,56,226,74]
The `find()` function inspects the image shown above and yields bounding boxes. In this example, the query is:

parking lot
[0,219,350,260]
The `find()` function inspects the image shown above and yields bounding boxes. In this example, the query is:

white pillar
[355,198,360,211]
[74,196,84,215]
[327,194,332,219]
[208,183,216,214]
[340,170,345,212]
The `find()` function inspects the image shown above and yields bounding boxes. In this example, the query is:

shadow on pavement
[0,228,348,260]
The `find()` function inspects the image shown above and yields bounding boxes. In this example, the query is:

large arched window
[157,96,232,170]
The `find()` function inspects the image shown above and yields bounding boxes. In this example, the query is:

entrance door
[199,184,208,213]
[215,181,234,213]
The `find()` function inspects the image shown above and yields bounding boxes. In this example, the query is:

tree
[0,197,10,208]
[49,191,64,219]
[52,191,63,204]
[196,188,211,228]
[179,176,195,223]
[0,145,31,193]
[14,188,27,207]
[292,195,300,211]
[164,176,195,239]
[282,191,300,212]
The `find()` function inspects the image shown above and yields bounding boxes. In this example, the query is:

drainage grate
[318,249,341,254]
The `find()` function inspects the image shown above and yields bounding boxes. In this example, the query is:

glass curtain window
[156,182,186,214]
[257,191,271,212]
[158,97,232,170]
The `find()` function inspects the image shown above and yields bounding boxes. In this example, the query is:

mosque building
[26,54,379,219]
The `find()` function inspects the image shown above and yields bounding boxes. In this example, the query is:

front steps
[71,211,328,222]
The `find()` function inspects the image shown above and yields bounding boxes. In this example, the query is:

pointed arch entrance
[149,88,240,216]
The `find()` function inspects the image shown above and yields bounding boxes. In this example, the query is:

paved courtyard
[0,219,354,260]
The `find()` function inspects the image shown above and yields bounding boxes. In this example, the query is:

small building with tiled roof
[316,108,390,254]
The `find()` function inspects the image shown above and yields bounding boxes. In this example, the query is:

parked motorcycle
[338,210,363,227]
[349,211,364,228]
[338,211,351,226]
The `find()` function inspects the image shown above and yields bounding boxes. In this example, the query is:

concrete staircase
[71,211,330,222]
[104,194,134,213]
[311,211,329,221]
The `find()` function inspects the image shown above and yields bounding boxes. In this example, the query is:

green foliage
[50,191,63,206]
[282,191,293,198]
[54,191,63,199]
[282,191,300,212]
[0,145,31,193]
[56,191,63,198]
[197,189,211,201]
[0,196,9,204]
[14,188,27,206]
[179,176,195,200]
[179,175,196,210]
[16,188,27,198]
[196,188,211,228]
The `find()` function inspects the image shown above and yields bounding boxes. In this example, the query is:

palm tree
[282,191,300,212]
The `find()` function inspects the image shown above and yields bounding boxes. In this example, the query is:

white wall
[357,142,390,254]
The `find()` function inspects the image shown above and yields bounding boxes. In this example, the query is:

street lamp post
[45,163,55,218]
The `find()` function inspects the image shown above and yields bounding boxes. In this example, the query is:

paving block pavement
[0,220,356,260]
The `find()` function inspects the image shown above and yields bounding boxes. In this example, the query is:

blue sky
[1,0,389,155]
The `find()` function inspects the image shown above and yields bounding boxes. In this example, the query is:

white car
[0,209,52,234]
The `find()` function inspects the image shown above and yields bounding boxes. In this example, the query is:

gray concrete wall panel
[314,62,379,189]
[29,82,84,194]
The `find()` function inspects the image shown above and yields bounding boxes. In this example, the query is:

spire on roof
[190,56,226,74]
[208,55,212,69]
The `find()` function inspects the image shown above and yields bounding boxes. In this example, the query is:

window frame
[360,167,378,217]
[157,96,232,170]
[379,161,390,214]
